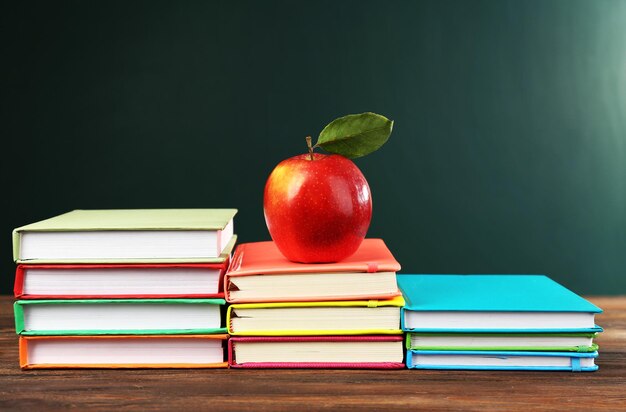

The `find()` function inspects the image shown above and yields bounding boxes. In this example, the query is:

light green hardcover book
[14,299,227,335]
[406,332,599,352]
[13,209,237,263]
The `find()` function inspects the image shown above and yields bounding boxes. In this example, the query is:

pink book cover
[228,335,405,369]
[15,262,229,299]
[224,239,402,303]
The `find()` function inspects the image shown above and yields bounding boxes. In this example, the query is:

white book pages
[410,334,594,348]
[230,307,400,333]
[412,353,595,368]
[28,337,224,365]
[23,303,221,331]
[404,311,595,330]
[229,272,398,300]
[20,218,233,260]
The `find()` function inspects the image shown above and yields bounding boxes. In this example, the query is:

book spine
[226,306,235,334]
[14,302,25,334]
[224,275,233,302]
[18,337,28,369]
[227,336,236,366]
[405,350,413,368]
[227,243,245,273]
[14,266,25,298]
[12,229,20,262]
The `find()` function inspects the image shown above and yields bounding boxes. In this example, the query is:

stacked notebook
[398,275,603,372]
[225,239,406,368]
[12,209,237,369]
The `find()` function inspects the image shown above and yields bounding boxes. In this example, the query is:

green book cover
[406,332,599,352]
[13,209,237,263]
[15,299,227,335]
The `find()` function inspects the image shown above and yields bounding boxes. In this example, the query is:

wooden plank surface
[1,295,624,411]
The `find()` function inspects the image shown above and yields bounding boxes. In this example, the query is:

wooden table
[1,296,624,411]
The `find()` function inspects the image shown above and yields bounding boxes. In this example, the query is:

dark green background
[2,0,625,295]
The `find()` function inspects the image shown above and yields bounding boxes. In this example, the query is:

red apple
[263,152,372,263]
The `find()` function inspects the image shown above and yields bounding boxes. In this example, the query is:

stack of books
[12,209,237,369]
[11,210,605,373]
[398,274,603,372]
[225,239,406,368]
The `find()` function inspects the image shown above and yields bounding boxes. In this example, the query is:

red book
[228,335,405,369]
[15,261,229,299]
[225,239,402,303]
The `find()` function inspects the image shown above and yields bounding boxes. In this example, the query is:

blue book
[398,275,602,333]
[406,349,599,372]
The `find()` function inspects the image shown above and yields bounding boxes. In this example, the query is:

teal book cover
[406,350,599,372]
[398,275,602,333]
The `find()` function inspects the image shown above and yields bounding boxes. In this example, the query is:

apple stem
[306,136,315,160]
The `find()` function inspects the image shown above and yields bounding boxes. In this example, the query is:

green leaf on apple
[315,112,394,159]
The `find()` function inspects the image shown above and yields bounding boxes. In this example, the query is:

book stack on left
[225,239,406,368]
[12,209,237,369]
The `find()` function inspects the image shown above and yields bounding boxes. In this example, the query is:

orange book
[19,335,229,369]
[225,239,401,303]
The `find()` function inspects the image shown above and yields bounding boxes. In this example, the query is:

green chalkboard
[2,0,625,294]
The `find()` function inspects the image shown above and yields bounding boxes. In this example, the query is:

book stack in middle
[225,239,406,368]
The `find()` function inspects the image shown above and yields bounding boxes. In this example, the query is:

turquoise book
[406,349,599,372]
[398,275,602,333]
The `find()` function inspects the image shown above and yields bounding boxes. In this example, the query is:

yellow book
[227,296,404,336]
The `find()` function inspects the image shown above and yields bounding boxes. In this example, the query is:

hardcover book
[398,275,602,333]
[406,349,599,372]
[227,296,405,336]
[406,332,599,352]
[19,335,229,369]
[15,262,229,299]
[15,299,227,335]
[13,209,237,263]
[225,239,401,303]
[229,335,405,369]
